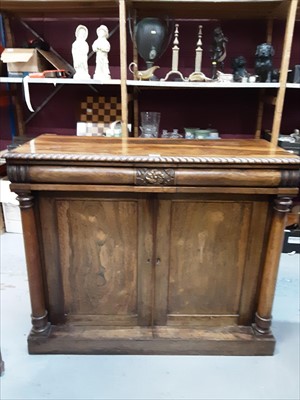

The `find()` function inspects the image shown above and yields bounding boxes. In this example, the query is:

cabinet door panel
[40,193,152,327]
[156,198,253,326]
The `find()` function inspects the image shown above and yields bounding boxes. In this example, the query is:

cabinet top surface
[5,135,300,166]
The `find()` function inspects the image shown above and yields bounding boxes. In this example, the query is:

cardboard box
[1,48,70,77]
[0,177,22,233]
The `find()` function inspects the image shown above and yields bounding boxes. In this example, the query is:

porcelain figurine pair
[72,24,111,81]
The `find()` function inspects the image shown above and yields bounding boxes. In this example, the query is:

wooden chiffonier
[5,134,300,355]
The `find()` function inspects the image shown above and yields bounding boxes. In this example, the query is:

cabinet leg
[17,192,50,334]
[254,197,292,334]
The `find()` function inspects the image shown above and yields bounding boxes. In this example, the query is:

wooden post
[3,13,25,137]
[255,89,266,138]
[119,0,129,139]
[17,192,50,334]
[271,0,298,145]
[132,10,139,137]
[266,18,273,44]
[254,197,292,334]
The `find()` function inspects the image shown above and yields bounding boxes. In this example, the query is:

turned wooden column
[17,192,50,334]
[254,196,292,334]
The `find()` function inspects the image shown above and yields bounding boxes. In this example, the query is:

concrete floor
[0,232,299,400]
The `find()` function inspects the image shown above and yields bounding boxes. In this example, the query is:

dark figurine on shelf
[255,43,275,82]
[211,27,228,79]
[231,56,249,82]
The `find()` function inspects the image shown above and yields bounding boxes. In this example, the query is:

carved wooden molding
[280,170,300,187]
[31,310,51,334]
[6,162,299,189]
[254,312,272,334]
[136,168,175,185]
[6,165,29,183]
[4,152,300,165]
[273,197,293,213]
[16,192,34,209]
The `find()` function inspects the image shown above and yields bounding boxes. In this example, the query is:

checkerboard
[77,95,134,136]
[79,96,122,135]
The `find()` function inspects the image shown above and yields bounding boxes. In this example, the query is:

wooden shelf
[127,80,281,89]
[129,0,300,20]
[0,77,122,85]
[0,77,282,89]
[286,83,300,89]
[0,0,119,17]
[1,0,298,19]
[0,77,23,83]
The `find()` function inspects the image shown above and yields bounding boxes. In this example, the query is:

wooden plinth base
[28,325,276,356]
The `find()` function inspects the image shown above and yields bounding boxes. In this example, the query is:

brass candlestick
[161,24,186,81]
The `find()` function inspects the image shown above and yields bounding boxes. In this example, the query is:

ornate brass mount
[136,168,175,185]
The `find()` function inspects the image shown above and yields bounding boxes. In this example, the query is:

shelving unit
[125,0,299,144]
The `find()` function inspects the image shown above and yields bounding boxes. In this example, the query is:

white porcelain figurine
[72,25,90,79]
[92,25,111,81]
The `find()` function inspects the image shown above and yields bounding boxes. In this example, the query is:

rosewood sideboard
[4,134,300,355]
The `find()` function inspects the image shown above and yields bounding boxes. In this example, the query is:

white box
[0,177,22,233]
[1,203,22,233]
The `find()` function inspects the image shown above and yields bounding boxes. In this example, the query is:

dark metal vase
[134,17,170,69]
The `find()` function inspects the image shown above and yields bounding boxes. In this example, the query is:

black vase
[135,17,170,69]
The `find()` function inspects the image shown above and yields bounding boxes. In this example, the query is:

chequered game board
[80,95,122,123]
[79,96,131,136]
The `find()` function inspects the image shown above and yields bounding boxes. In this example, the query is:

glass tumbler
[140,112,161,137]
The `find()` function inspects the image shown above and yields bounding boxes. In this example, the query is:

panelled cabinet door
[37,191,270,331]
[38,192,153,327]
[154,194,269,328]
